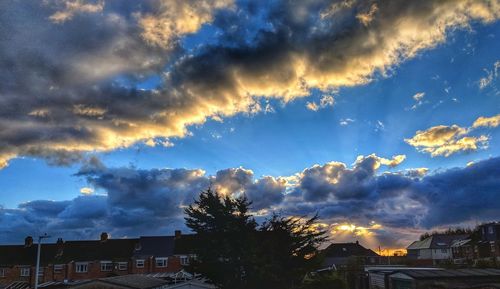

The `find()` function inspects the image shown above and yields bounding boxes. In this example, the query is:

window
[75,263,88,273]
[489,226,494,234]
[100,261,113,272]
[20,267,30,277]
[441,249,447,253]
[155,257,168,268]
[0,268,6,277]
[136,260,145,268]
[54,264,64,273]
[180,256,189,266]
[118,262,128,271]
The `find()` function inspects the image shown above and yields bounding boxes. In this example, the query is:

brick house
[477,222,500,262]
[451,222,500,265]
[321,241,380,269]
[0,231,194,288]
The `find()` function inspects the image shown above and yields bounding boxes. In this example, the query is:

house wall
[430,248,451,260]
[0,265,33,286]
[129,256,184,274]
[416,249,432,260]
[0,256,186,287]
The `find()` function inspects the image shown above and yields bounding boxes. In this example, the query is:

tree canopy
[184,189,328,289]
[419,227,475,241]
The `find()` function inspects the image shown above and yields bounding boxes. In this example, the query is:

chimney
[355,240,359,245]
[56,238,64,256]
[100,232,109,242]
[24,236,33,247]
[175,230,182,239]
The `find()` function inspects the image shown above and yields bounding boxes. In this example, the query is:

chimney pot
[100,232,109,242]
[175,230,182,239]
[56,238,64,256]
[25,236,34,247]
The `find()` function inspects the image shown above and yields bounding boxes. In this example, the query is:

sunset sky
[0,0,499,251]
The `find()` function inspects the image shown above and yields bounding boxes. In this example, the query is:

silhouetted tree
[419,227,474,240]
[184,189,327,289]
[184,188,257,289]
[250,213,328,289]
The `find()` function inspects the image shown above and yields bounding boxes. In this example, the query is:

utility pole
[35,233,51,289]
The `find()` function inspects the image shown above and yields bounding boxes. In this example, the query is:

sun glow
[332,222,382,237]
[378,249,407,257]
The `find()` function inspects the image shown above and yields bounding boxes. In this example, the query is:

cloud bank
[0,0,499,168]
[2,155,500,248]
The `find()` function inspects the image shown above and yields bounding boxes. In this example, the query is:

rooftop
[391,268,500,279]
[407,234,468,250]
[98,274,169,289]
[0,232,191,267]
[323,241,379,258]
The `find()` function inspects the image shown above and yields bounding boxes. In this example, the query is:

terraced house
[452,222,500,266]
[0,231,195,288]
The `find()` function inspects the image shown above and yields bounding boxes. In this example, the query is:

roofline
[167,281,216,289]
[74,276,169,289]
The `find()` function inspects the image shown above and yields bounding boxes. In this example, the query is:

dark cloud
[284,156,500,232]
[244,176,286,210]
[2,156,500,248]
[18,200,71,218]
[298,155,406,202]
[413,158,500,228]
[0,162,287,243]
[0,0,497,168]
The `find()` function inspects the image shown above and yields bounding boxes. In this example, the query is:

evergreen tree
[184,188,257,289]
[184,188,327,289]
[251,214,327,289]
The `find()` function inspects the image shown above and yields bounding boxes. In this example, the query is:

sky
[0,0,499,252]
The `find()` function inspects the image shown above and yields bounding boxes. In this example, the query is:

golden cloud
[354,154,406,169]
[0,1,499,168]
[406,114,500,157]
[137,0,234,49]
[331,222,383,237]
[80,187,95,195]
[472,113,500,128]
[48,0,104,23]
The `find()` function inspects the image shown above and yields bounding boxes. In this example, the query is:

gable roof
[323,242,379,258]
[173,234,196,255]
[0,233,199,267]
[133,236,175,258]
[407,234,468,250]
[57,239,139,262]
[451,238,471,247]
[0,238,140,266]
